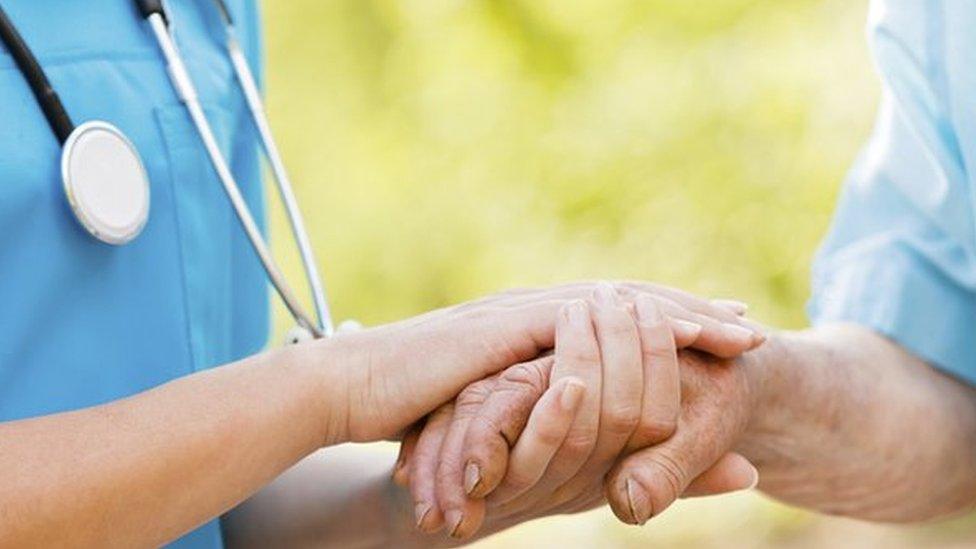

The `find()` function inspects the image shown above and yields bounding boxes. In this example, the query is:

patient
[400,1,976,539]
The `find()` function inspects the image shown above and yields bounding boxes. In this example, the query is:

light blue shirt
[0,1,268,547]
[810,1,976,385]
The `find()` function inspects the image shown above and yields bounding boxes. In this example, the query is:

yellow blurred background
[261,0,976,546]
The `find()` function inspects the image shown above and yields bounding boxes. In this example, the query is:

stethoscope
[0,0,335,342]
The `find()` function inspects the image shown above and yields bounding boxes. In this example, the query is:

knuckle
[559,427,599,457]
[643,452,687,507]
[563,347,600,365]
[468,407,526,454]
[600,317,637,338]
[457,379,494,407]
[644,340,676,361]
[482,398,532,444]
[502,468,536,492]
[453,400,481,418]
[499,362,548,396]
[633,417,678,444]
[467,415,507,447]
[602,405,642,437]
[533,421,569,448]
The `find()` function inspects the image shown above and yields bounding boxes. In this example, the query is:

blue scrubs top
[810,1,976,385]
[0,1,268,546]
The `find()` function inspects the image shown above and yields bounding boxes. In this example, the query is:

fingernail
[625,478,651,526]
[746,464,760,490]
[713,299,748,315]
[722,322,755,344]
[414,502,431,529]
[464,462,482,495]
[671,319,702,343]
[635,296,663,325]
[445,510,464,538]
[594,282,618,307]
[560,380,586,411]
[566,299,588,326]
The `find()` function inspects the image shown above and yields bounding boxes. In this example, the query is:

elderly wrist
[736,331,792,460]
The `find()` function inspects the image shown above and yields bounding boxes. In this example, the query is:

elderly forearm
[739,324,976,521]
[225,445,514,549]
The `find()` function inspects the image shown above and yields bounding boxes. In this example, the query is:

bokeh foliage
[262,0,975,546]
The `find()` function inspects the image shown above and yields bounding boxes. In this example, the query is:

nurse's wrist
[278,338,355,448]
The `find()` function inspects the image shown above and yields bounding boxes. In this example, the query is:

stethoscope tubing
[2,0,334,339]
[219,23,335,337]
[144,10,327,338]
[0,4,74,142]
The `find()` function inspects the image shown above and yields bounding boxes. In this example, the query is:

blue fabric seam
[154,106,199,374]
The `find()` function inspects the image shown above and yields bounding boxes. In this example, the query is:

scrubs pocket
[155,104,240,371]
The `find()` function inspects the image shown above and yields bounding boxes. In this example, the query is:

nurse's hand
[399,290,759,538]
[301,282,763,446]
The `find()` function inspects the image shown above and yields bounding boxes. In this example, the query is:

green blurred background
[262,0,976,546]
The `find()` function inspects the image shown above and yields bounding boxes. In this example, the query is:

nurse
[0,2,763,546]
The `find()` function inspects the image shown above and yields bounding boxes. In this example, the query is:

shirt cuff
[808,247,976,386]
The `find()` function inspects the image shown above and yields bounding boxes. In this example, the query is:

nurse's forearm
[0,345,337,547]
[740,325,976,521]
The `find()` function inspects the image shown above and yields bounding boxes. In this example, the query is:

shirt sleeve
[808,4,976,385]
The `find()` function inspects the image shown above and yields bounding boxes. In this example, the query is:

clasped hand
[392,283,764,539]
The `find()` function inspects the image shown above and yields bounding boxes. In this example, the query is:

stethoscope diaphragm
[2,0,338,341]
[62,121,150,245]
[0,4,150,246]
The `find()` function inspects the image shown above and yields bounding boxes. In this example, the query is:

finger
[394,424,422,487]
[409,405,454,533]
[669,317,704,349]
[616,282,746,324]
[621,301,701,350]
[492,282,747,329]
[528,299,602,490]
[683,452,759,497]
[447,282,764,358]
[648,295,762,358]
[434,385,494,540]
[488,377,587,505]
[461,356,555,499]
[710,299,748,317]
[627,296,680,449]
[457,281,758,337]
[546,283,643,507]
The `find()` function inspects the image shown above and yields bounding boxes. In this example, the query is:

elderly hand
[398,285,761,538]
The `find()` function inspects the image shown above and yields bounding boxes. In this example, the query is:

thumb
[682,452,758,497]
[603,422,745,524]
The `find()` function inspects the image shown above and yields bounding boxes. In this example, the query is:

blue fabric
[0,1,268,546]
[809,1,976,385]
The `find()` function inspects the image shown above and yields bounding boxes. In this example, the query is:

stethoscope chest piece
[62,121,150,245]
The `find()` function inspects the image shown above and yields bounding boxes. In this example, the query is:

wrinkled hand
[397,286,761,539]
[602,345,761,524]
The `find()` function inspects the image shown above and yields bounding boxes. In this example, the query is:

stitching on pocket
[153,102,236,372]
